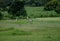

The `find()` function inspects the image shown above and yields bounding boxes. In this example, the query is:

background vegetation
[0,0,60,19]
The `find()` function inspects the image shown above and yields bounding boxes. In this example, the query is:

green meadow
[0,0,60,41]
[0,17,60,41]
[25,7,60,18]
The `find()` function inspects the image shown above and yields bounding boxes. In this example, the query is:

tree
[8,0,27,19]
[44,0,60,14]
[0,0,27,19]
[44,1,58,10]
[0,0,12,11]
[55,4,60,14]
[24,0,51,6]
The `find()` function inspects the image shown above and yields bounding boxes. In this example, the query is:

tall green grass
[0,17,60,41]
[0,27,60,41]
[0,27,32,35]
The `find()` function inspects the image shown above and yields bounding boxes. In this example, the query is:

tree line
[44,0,60,14]
[0,0,27,20]
[0,0,60,19]
[23,0,51,6]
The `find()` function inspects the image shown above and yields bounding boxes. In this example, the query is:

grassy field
[25,7,60,18]
[0,17,60,41]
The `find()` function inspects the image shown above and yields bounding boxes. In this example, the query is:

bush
[44,0,60,14]
[8,1,27,19]
[44,1,58,11]
[55,5,60,14]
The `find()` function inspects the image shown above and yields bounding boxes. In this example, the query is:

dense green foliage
[24,0,51,6]
[0,0,27,19]
[0,0,60,19]
[44,0,60,14]
[8,1,27,19]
